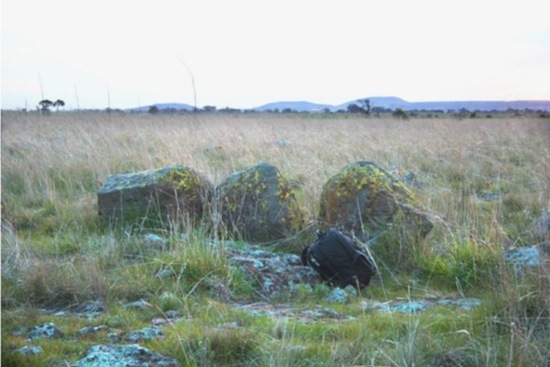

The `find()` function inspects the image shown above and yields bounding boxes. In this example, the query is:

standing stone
[98,165,213,229]
[215,163,305,243]
[319,161,433,243]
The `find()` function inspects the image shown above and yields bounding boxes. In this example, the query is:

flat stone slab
[71,344,179,367]
[364,297,482,313]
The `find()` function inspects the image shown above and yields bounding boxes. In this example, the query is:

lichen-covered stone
[215,163,305,243]
[70,344,179,367]
[227,244,321,299]
[27,322,64,340]
[505,242,550,274]
[98,165,213,230]
[125,327,164,343]
[319,161,433,243]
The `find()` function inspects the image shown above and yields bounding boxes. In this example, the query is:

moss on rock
[215,163,305,243]
[97,165,213,231]
[319,161,433,245]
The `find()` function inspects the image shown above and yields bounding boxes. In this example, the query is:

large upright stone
[319,161,433,243]
[98,165,213,229]
[215,163,305,243]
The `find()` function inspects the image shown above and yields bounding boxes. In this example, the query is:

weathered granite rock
[319,161,433,243]
[215,163,305,242]
[71,344,179,367]
[98,165,213,229]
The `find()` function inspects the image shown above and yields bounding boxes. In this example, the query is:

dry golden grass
[2,112,548,240]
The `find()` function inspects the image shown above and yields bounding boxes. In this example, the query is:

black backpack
[301,228,377,288]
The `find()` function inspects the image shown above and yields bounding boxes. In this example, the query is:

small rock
[75,301,106,314]
[144,233,169,247]
[435,298,482,311]
[165,310,181,319]
[383,300,430,313]
[125,327,164,342]
[325,288,349,304]
[17,345,43,356]
[505,242,550,273]
[343,285,359,297]
[156,267,177,278]
[27,322,64,340]
[107,332,122,343]
[74,301,106,319]
[151,318,172,326]
[372,297,482,313]
[79,325,109,335]
[323,285,358,304]
[123,300,151,310]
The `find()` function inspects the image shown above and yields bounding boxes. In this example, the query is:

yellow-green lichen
[163,166,205,199]
[319,161,431,243]
[216,163,305,242]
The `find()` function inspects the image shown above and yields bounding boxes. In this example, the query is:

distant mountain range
[130,97,550,113]
[255,97,550,112]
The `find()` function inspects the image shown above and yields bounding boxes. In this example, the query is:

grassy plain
[1,112,549,366]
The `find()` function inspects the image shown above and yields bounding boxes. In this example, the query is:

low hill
[129,102,195,112]
[253,101,333,112]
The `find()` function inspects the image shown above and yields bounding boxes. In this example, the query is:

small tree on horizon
[358,99,372,115]
[347,99,372,116]
[38,99,53,113]
[53,99,65,111]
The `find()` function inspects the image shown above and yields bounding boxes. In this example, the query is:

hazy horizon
[2,0,549,110]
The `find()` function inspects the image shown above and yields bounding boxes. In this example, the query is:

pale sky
[2,0,549,110]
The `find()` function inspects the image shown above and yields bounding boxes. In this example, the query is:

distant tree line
[16,98,548,119]
[141,101,548,119]
[37,99,65,113]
